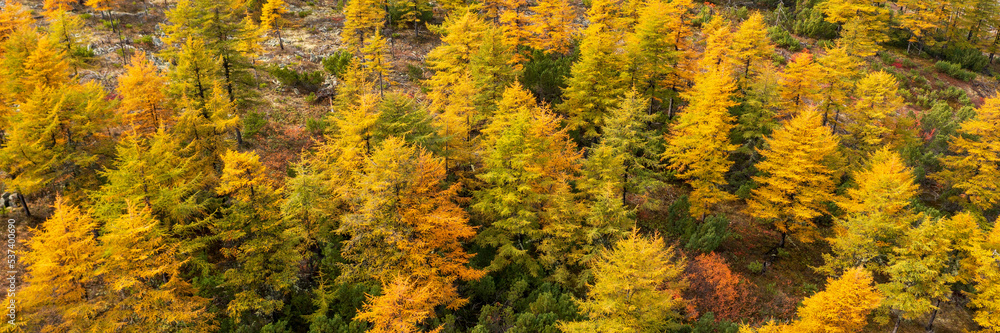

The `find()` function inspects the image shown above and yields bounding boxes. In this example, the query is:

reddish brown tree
[684,252,756,321]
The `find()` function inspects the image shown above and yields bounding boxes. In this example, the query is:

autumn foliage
[8,0,1000,332]
[684,252,756,321]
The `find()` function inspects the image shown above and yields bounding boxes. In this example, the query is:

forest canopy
[3,0,1000,331]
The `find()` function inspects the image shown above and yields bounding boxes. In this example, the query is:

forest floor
[12,0,1000,331]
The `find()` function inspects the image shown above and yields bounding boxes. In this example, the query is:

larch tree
[524,0,578,55]
[881,212,984,332]
[896,0,947,53]
[470,24,520,119]
[816,46,860,129]
[361,29,389,96]
[835,15,888,58]
[818,0,890,58]
[91,202,215,332]
[558,230,688,333]
[260,0,288,50]
[236,14,264,60]
[844,70,904,164]
[0,79,113,205]
[160,0,197,57]
[356,277,443,333]
[971,224,1000,331]
[90,130,203,228]
[937,95,1000,212]
[822,148,919,276]
[168,37,219,105]
[662,66,738,218]
[117,52,171,134]
[792,267,883,333]
[20,36,69,96]
[188,0,257,109]
[473,83,582,276]
[342,0,384,53]
[497,0,529,61]
[599,90,665,207]
[212,150,306,328]
[44,9,86,74]
[577,143,631,269]
[654,0,697,118]
[731,12,774,83]
[424,10,487,173]
[729,65,781,182]
[392,0,431,35]
[698,16,733,72]
[43,0,75,12]
[338,137,484,312]
[748,109,839,246]
[625,0,682,109]
[0,1,32,41]
[778,51,822,114]
[20,198,100,331]
[170,84,239,184]
[558,0,626,142]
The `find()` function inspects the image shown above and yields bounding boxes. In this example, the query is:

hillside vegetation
[2,0,1000,332]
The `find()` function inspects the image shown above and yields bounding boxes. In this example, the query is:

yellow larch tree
[748,109,839,245]
[844,70,904,163]
[936,95,1000,212]
[558,230,688,333]
[362,29,389,95]
[117,52,171,134]
[91,202,215,331]
[816,46,860,129]
[355,276,443,333]
[697,16,733,73]
[424,10,487,172]
[236,14,263,59]
[44,9,86,75]
[524,0,578,54]
[342,0,384,52]
[212,150,306,328]
[791,267,883,333]
[558,0,627,141]
[822,148,920,275]
[497,0,528,61]
[22,36,69,95]
[779,51,822,114]
[655,0,698,118]
[43,0,74,13]
[260,0,288,50]
[971,224,1000,331]
[731,12,774,82]
[818,0,890,58]
[0,1,31,41]
[881,212,984,331]
[662,66,738,217]
[338,137,484,312]
[625,0,695,110]
[470,25,520,118]
[473,83,582,276]
[897,0,947,52]
[0,76,114,205]
[20,198,100,331]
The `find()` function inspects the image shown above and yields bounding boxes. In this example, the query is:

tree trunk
[277,29,284,50]
[223,56,234,103]
[891,316,900,333]
[17,193,29,218]
[925,300,941,332]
